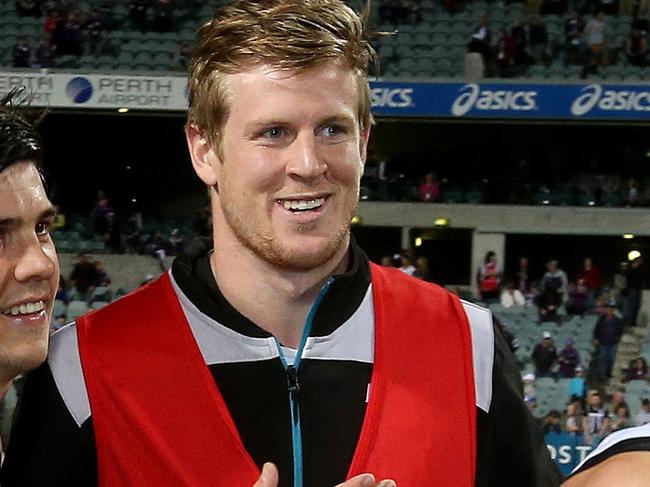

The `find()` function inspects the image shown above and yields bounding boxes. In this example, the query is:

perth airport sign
[1,69,649,120]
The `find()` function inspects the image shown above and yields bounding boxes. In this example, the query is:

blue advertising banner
[545,432,593,476]
[369,81,650,120]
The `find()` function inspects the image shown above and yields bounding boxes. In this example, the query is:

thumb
[336,473,376,487]
[252,463,279,487]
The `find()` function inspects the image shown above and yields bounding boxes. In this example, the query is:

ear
[185,124,220,187]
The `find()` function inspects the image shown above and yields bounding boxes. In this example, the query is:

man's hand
[253,463,396,487]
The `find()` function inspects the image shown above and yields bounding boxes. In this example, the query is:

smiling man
[2,2,559,487]
[0,93,59,455]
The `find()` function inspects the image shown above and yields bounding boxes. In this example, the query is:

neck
[210,233,350,349]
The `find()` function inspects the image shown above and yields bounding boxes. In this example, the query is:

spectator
[123,211,144,254]
[541,410,562,435]
[578,257,602,300]
[91,190,112,237]
[599,0,618,15]
[541,0,567,14]
[583,389,609,447]
[69,253,99,302]
[34,34,58,68]
[612,261,628,304]
[569,365,587,400]
[153,0,174,32]
[97,0,117,30]
[528,16,549,64]
[477,251,501,302]
[511,19,529,65]
[413,256,432,282]
[61,11,84,56]
[522,372,536,402]
[12,38,31,68]
[494,28,517,77]
[94,260,111,287]
[635,398,650,426]
[627,27,647,67]
[466,15,491,79]
[583,11,609,76]
[500,283,526,308]
[417,172,439,202]
[164,228,184,256]
[536,286,562,322]
[16,0,40,16]
[532,331,557,377]
[542,259,568,302]
[468,15,492,64]
[178,42,193,70]
[565,399,582,434]
[626,357,648,381]
[129,0,151,31]
[566,278,589,315]
[593,300,624,379]
[515,256,532,295]
[608,403,631,432]
[624,177,640,205]
[564,11,585,65]
[84,10,103,54]
[558,337,581,378]
[624,256,644,326]
[607,387,627,414]
[398,251,415,275]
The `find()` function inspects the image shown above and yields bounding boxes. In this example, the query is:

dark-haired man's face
[0,161,59,385]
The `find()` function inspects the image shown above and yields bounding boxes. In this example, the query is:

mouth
[277,196,327,213]
[1,300,47,318]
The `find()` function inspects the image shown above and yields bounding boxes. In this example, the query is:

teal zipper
[274,277,334,487]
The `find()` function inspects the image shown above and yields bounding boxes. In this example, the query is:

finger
[252,463,279,487]
[336,473,376,487]
[376,480,397,487]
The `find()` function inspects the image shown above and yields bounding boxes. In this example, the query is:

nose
[14,237,56,284]
[286,133,327,182]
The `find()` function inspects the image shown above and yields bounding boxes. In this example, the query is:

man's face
[0,161,59,382]
[189,60,370,270]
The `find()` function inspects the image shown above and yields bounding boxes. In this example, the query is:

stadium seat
[53,300,67,320]
[67,301,89,320]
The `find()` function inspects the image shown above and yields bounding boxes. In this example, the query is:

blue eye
[263,127,284,139]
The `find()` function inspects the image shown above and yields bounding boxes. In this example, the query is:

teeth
[2,301,45,316]
[281,198,325,211]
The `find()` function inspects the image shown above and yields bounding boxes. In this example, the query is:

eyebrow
[0,206,57,228]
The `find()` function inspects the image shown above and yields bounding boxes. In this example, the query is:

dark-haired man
[0,91,59,453]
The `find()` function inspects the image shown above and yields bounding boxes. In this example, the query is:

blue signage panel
[545,432,593,476]
[369,81,650,120]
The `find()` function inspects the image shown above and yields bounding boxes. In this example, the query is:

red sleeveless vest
[76,263,477,486]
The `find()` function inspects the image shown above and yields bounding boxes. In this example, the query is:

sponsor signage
[545,432,593,476]
[1,70,649,120]
[371,81,650,120]
[0,71,187,110]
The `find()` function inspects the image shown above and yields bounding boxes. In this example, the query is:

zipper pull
[286,365,300,397]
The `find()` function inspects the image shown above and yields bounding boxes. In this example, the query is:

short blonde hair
[186,0,377,152]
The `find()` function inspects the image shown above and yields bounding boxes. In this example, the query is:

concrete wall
[358,202,650,235]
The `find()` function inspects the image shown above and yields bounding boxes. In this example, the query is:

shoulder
[563,452,650,487]
[570,423,650,480]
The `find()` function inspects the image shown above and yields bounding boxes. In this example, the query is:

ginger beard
[217,186,358,271]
